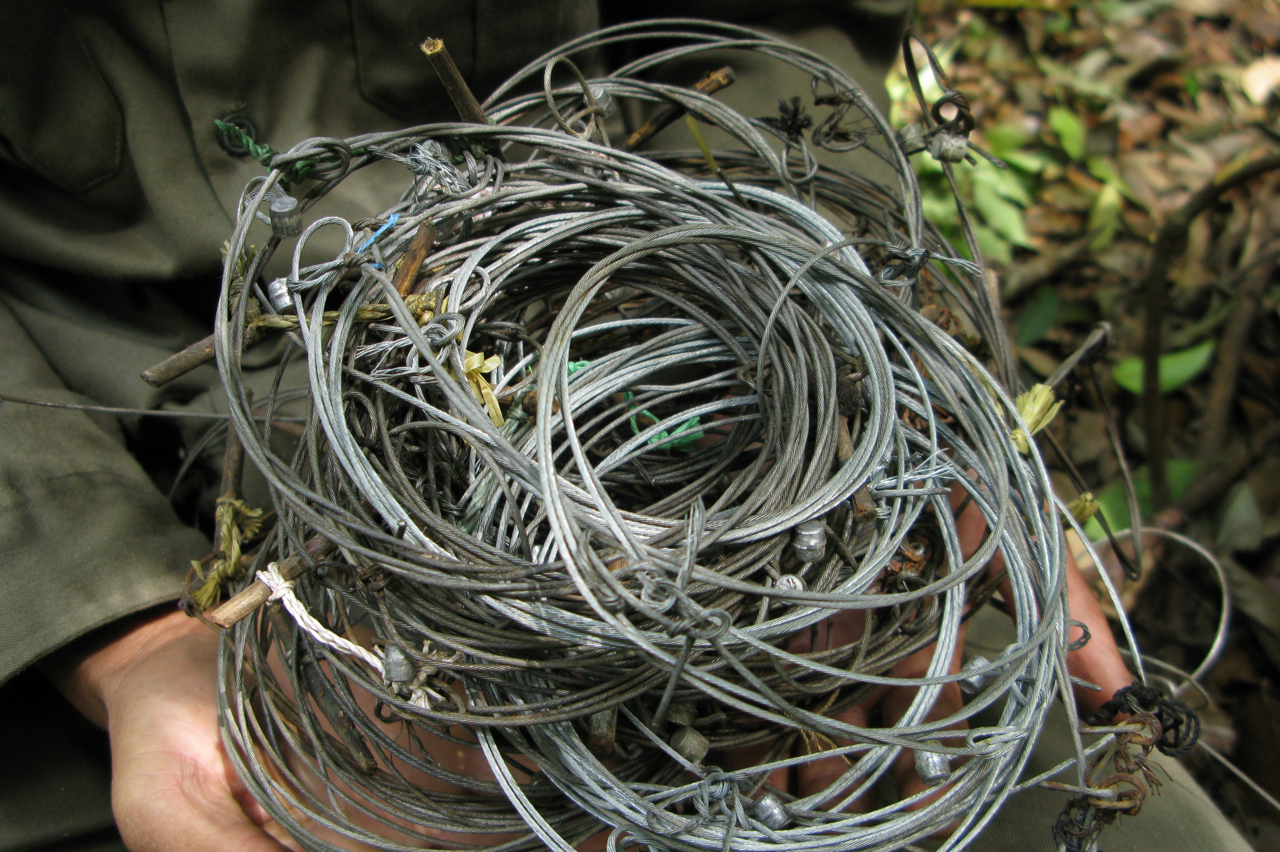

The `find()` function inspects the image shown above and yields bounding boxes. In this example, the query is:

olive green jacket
[0,3,908,850]
[0,0,911,685]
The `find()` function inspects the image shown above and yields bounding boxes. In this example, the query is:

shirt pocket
[0,3,124,194]
[349,0,584,121]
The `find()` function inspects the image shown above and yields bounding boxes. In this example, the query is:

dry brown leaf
[1117,107,1166,151]
[1024,205,1086,237]
[1119,151,1174,207]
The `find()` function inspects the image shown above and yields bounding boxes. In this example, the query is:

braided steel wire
[212,20,1077,852]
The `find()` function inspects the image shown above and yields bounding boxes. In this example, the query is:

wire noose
[208,19,1136,852]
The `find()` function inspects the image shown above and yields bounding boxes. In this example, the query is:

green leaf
[974,160,1035,206]
[1057,299,1097,325]
[920,193,959,234]
[962,0,1060,8]
[1087,157,1142,206]
[983,123,1034,156]
[999,150,1050,174]
[1016,285,1060,346]
[1048,105,1087,160]
[1087,182,1123,251]
[1184,72,1202,100]
[973,181,1033,248]
[973,224,1013,265]
[1085,156,1121,186]
[1111,339,1215,394]
[1043,13,1072,35]
[1082,459,1200,539]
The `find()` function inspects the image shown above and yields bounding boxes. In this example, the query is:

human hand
[951,485,1133,720]
[46,608,291,852]
[789,480,1134,828]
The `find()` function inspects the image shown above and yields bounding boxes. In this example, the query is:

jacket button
[215,112,258,158]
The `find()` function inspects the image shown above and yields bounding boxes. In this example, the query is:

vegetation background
[898,0,1280,846]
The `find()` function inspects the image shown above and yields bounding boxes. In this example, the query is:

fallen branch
[1140,152,1280,508]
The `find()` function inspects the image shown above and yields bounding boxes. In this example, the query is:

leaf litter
[901,0,1280,843]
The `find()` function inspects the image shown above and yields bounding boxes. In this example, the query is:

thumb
[116,803,292,852]
[112,741,293,852]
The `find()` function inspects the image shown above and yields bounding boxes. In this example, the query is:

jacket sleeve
[0,297,210,686]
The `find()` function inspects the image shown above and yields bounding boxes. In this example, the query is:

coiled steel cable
[212,20,1081,852]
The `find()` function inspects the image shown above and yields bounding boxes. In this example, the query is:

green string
[622,391,703,451]
[566,360,702,450]
[215,120,315,189]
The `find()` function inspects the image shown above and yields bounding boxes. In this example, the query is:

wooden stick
[213,390,250,548]
[622,66,736,153]
[1140,152,1280,508]
[141,326,264,388]
[208,535,336,628]
[421,38,490,126]
[393,221,437,297]
[1198,251,1278,460]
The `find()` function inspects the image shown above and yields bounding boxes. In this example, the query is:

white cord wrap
[258,563,385,676]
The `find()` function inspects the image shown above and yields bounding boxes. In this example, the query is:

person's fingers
[109,680,293,852]
[879,634,967,836]
[951,479,1009,596]
[951,476,1132,719]
[1062,548,1133,718]
[83,612,296,852]
[784,611,879,810]
[795,700,877,809]
[112,745,293,852]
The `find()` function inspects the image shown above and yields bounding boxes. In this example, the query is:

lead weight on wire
[382,643,415,684]
[915,747,951,786]
[589,84,616,117]
[270,194,303,239]
[753,792,791,830]
[266,277,291,313]
[793,518,826,562]
[897,123,928,156]
[587,707,617,757]
[959,654,994,697]
[928,132,968,163]
[671,726,709,764]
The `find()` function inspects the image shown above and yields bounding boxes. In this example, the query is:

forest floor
[901,0,1280,846]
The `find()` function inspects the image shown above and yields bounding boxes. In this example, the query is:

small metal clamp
[775,574,806,593]
[793,518,827,563]
[958,654,994,697]
[915,746,951,786]
[588,707,617,757]
[269,194,303,239]
[265,277,292,313]
[928,132,968,163]
[666,701,697,729]
[588,84,616,118]
[382,643,415,684]
[897,123,928,156]
[671,726,710,764]
[753,791,791,830]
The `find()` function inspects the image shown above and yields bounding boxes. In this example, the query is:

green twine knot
[622,390,703,451]
[191,497,266,610]
[214,120,315,189]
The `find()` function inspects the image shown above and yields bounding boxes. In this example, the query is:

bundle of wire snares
[212,19,1091,852]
